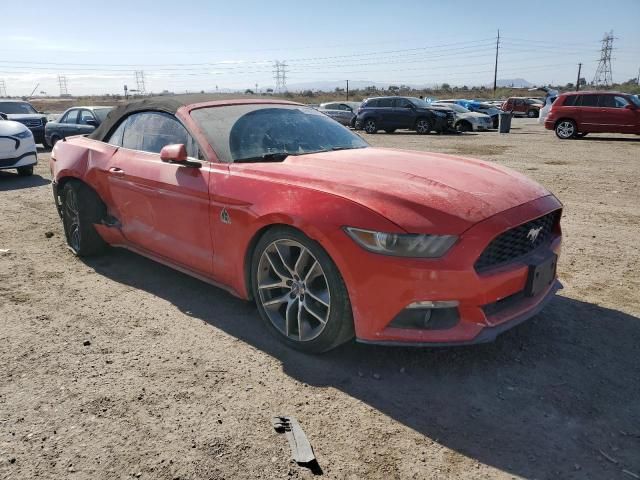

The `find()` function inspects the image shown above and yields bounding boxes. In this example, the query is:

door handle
[109,167,125,176]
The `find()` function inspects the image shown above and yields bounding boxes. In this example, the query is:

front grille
[475,211,559,272]
[18,119,42,128]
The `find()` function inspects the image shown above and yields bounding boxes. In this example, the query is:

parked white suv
[0,113,37,176]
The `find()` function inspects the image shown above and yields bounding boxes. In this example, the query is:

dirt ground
[1,119,639,480]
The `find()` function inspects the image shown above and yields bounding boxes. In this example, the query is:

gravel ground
[1,118,639,479]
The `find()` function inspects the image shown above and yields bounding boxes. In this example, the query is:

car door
[577,94,603,131]
[105,111,214,276]
[77,109,99,135]
[598,94,636,133]
[392,98,415,128]
[376,98,394,128]
[59,109,79,138]
[513,99,525,115]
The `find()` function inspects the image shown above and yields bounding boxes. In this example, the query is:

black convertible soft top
[89,94,222,142]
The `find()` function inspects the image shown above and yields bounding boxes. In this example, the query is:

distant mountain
[494,78,533,88]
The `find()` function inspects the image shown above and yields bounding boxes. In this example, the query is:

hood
[0,120,31,135]
[460,112,490,120]
[234,148,551,234]
[7,113,46,120]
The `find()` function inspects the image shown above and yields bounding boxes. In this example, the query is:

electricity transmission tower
[0,80,7,97]
[58,75,69,96]
[134,70,147,95]
[273,61,287,93]
[593,31,614,86]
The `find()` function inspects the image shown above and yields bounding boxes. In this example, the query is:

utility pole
[0,79,7,97]
[576,63,582,91]
[637,66,640,86]
[273,60,288,93]
[134,71,146,95]
[346,80,349,101]
[493,29,500,95]
[255,83,258,94]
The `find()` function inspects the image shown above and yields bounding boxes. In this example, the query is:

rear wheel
[363,119,377,134]
[17,165,34,176]
[251,227,354,353]
[415,118,432,135]
[61,181,107,256]
[555,120,577,139]
[527,109,538,118]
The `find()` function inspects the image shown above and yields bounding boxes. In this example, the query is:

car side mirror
[160,144,188,163]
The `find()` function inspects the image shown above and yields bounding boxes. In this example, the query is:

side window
[581,95,599,107]
[107,119,127,146]
[378,98,393,108]
[62,109,78,124]
[121,112,198,157]
[514,99,525,107]
[614,96,629,108]
[563,95,577,106]
[79,109,96,125]
[394,98,411,108]
[366,99,378,108]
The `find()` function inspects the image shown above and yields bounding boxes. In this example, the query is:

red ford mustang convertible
[50,96,562,353]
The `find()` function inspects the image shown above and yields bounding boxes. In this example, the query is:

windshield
[630,95,640,108]
[93,107,113,122]
[408,97,430,108]
[191,104,369,163]
[0,101,38,115]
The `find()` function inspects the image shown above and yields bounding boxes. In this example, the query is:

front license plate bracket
[525,253,557,297]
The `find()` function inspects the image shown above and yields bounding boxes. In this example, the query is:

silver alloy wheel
[257,239,331,342]
[527,109,537,118]
[64,188,81,251]
[364,119,376,133]
[556,121,575,139]
[416,119,431,134]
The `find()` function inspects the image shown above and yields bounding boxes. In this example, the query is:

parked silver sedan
[317,101,361,127]
[430,102,493,132]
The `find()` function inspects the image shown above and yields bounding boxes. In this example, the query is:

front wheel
[251,227,354,353]
[527,109,538,118]
[415,118,432,135]
[17,165,34,176]
[555,120,577,139]
[456,121,472,132]
[363,119,378,134]
[61,181,107,256]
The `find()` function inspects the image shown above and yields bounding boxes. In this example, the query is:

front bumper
[0,151,37,169]
[328,195,562,345]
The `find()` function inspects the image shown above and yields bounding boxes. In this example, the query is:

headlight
[14,130,33,139]
[344,227,457,258]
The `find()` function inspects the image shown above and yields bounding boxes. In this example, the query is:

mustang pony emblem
[527,226,543,243]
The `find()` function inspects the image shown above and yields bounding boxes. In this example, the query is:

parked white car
[0,113,37,176]
[430,102,493,132]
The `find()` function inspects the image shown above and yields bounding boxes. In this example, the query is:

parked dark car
[0,99,48,145]
[356,96,453,134]
[44,106,113,147]
[544,91,640,139]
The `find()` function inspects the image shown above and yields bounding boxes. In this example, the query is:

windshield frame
[191,103,369,164]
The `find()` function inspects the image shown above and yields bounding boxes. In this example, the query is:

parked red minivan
[545,91,640,139]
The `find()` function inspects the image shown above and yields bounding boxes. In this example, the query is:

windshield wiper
[234,152,291,163]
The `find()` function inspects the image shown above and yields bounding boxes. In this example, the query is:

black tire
[456,121,472,132]
[415,117,432,135]
[363,118,377,134]
[251,226,354,353]
[384,129,396,134]
[555,119,577,139]
[527,109,538,118]
[17,165,34,176]
[61,181,107,256]
[50,135,61,147]
[350,117,357,129]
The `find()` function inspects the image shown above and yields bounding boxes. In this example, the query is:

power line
[593,31,614,86]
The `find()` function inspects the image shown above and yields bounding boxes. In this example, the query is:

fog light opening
[390,303,460,331]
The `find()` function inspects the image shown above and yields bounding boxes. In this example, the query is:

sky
[1,0,639,96]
